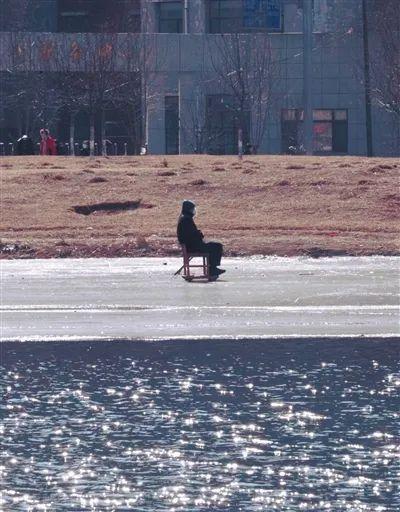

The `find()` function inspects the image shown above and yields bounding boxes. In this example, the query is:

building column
[147,81,166,154]
[142,1,157,33]
[178,74,205,153]
[190,0,206,34]
[302,0,314,155]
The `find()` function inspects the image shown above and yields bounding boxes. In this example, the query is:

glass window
[281,108,304,153]
[244,0,282,31]
[282,109,296,121]
[313,122,332,152]
[165,96,179,154]
[0,0,58,32]
[158,1,183,33]
[218,0,242,17]
[266,0,282,30]
[208,0,242,33]
[58,0,141,33]
[1,0,140,32]
[333,117,348,153]
[282,109,303,121]
[206,95,236,154]
[206,94,250,154]
[334,110,347,121]
[313,110,332,121]
[58,0,92,32]
[119,2,141,32]
[208,0,282,33]
[281,108,348,154]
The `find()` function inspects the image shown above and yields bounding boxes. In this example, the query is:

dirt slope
[1,155,399,258]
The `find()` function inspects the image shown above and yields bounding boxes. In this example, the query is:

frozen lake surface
[1,256,399,341]
[1,338,399,511]
[1,257,399,510]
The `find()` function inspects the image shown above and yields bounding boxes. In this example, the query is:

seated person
[177,200,225,278]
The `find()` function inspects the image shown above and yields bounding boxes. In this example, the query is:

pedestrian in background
[39,128,57,155]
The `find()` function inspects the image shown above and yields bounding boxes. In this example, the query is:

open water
[1,339,399,511]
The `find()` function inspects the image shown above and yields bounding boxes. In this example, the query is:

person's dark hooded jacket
[177,200,204,251]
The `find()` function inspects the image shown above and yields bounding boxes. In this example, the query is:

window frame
[58,0,95,32]
[165,95,180,155]
[207,0,283,34]
[57,0,141,33]
[158,1,183,34]
[281,108,348,155]
[206,94,250,154]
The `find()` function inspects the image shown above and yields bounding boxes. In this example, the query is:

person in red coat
[39,128,57,155]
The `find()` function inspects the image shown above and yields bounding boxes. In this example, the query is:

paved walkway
[1,257,399,341]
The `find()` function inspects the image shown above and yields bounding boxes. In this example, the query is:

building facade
[0,0,398,156]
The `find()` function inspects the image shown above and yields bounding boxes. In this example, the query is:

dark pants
[199,242,223,274]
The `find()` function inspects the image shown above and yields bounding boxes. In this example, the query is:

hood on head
[181,200,196,215]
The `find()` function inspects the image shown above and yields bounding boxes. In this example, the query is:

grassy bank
[1,155,399,259]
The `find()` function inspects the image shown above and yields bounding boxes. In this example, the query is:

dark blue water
[1,339,399,511]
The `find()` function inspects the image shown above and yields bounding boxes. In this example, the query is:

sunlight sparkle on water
[1,339,399,511]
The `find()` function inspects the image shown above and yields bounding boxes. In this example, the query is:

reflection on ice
[1,338,399,511]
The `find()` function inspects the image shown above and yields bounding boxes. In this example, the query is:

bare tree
[47,29,164,156]
[2,32,61,142]
[50,32,123,156]
[117,31,171,153]
[52,36,88,155]
[208,33,279,154]
[180,80,210,154]
[54,31,165,156]
[367,0,400,118]
[54,33,138,156]
[77,33,121,156]
[113,32,157,153]
[331,0,399,118]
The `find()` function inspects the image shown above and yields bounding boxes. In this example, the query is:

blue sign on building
[243,0,282,31]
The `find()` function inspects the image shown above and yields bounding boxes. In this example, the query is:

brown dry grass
[0,155,399,259]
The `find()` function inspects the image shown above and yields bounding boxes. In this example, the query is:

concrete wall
[0,0,398,156]
[144,32,377,156]
[139,0,398,156]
